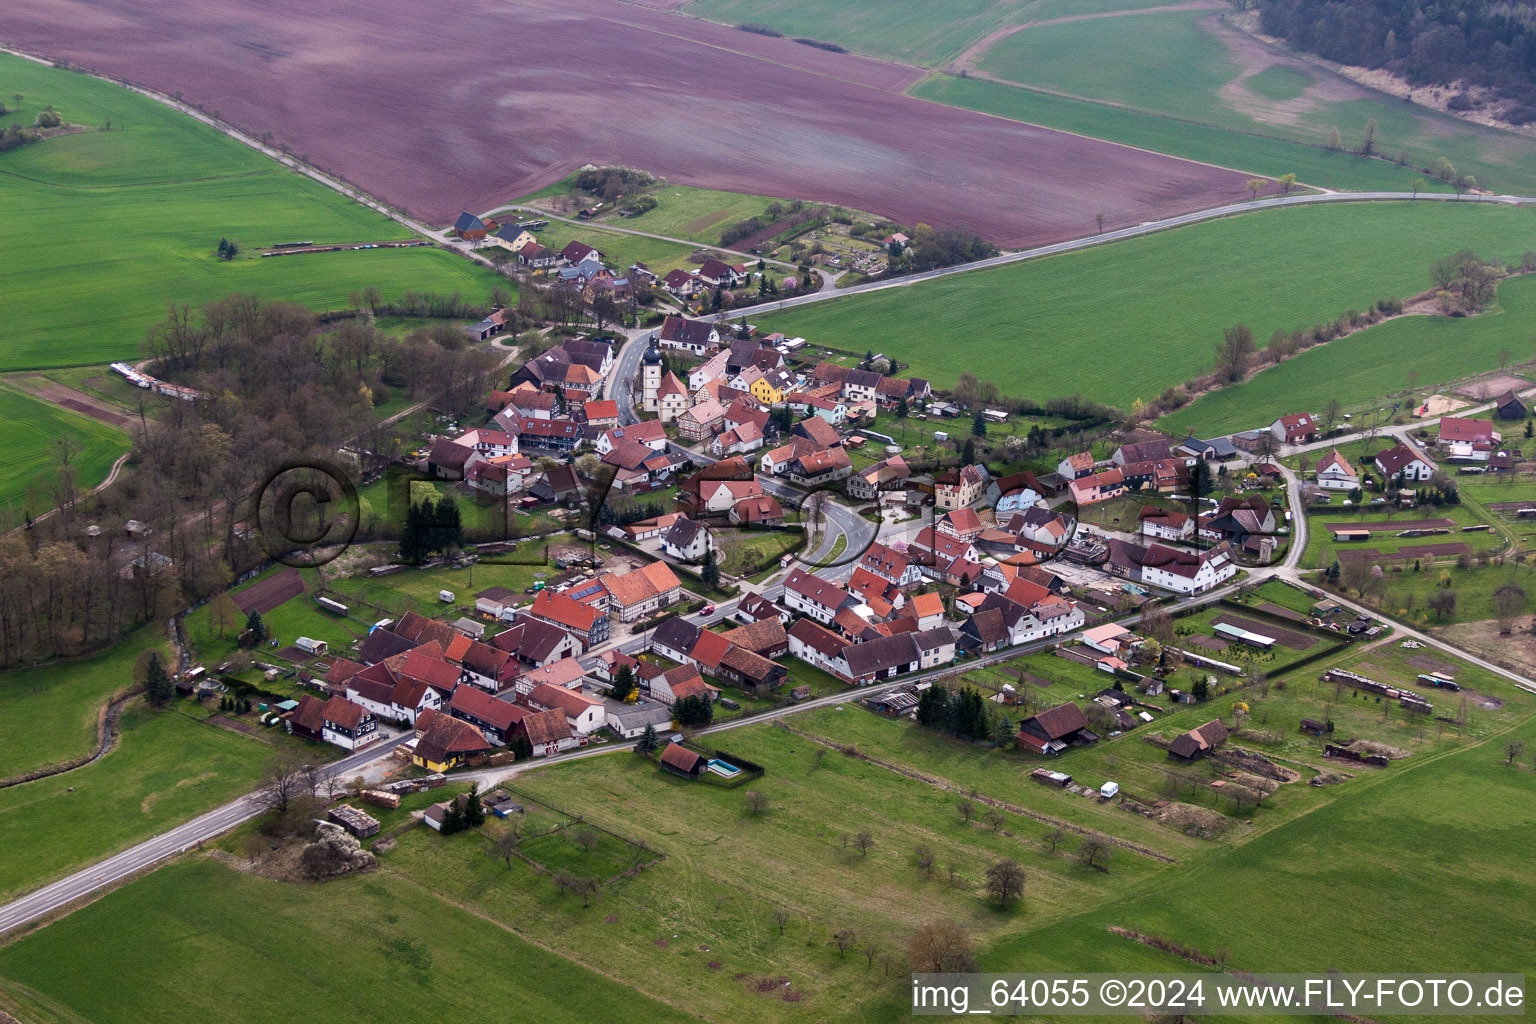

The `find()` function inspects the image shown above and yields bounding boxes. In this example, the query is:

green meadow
[0,858,704,1024]
[759,201,1536,409]
[0,382,128,522]
[0,704,269,901]
[684,0,1180,66]
[0,52,506,373]
[1163,272,1536,436]
[913,74,1447,192]
[0,626,169,781]
[958,8,1536,195]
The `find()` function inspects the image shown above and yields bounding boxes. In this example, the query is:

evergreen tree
[972,410,987,437]
[611,664,637,702]
[400,500,422,563]
[915,685,949,728]
[895,397,909,421]
[464,784,486,827]
[993,713,1014,747]
[143,652,172,705]
[700,547,721,590]
[1192,677,1210,702]
[674,694,714,726]
[961,439,976,466]
[440,798,466,835]
[245,610,267,644]
[637,722,659,754]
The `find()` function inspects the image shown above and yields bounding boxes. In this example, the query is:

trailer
[1416,672,1460,691]
[316,596,349,616]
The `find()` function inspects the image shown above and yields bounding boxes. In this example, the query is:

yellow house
[492,227,537,252]
[412,710,491,772]
[749,367,794,407]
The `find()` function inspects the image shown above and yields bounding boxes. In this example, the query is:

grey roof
[1179,436,1239,458]
[842,633,920,677]
[453,211,485,232]
[606,700,674,730]
[651,615,701,654]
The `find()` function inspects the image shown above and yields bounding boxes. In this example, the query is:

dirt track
[1,0,1255,247]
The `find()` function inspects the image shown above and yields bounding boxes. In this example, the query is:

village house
[1112,439,1172,466]
[489,617,583,666]
[988,470,1046,515]
[648,664,720,706]
[677,398,727,442]
[660,517,713,562]
[711,421,765,457]
[453,211,488,240]
[1314,449,1359,490]
[1374,443,1435,482]
[847,455,911,501]
[786,618,851,676]
[1138,506,1195,542]
[527,682,607,736]
[319,696,379,751]
[934,464,987,510]
[447,685,520,746]
[782,568,853,624]
[698,258,745,288]
[528,589,610,649]
[412,710,492,772]
[1056,452,1095,480]
[729,494,786,526]
[516,706,579,757]
[843,632,922,686]
[1068,467,1126,506]
[1270,413,1319,445]
[1437,416,1499,462]
[656,314,720,355]
[859,542,924,589]
[928,511,980,548]
[785,446,853,487]
[600,561,683,622]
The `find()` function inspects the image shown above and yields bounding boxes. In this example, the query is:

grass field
[0,382,128,523]
[529,223,708,277]
[1164,273,1536,435]
[0,626,170,781]
[0,53,507,373]
[577,182,790,246]
[973,709,1536,1001]
[685,0,1186,66]
[968,8,1536,197]
[0,858,704,1024]
[0,703,269,901]
[912,74,1448,193]
[759,201,1536,410]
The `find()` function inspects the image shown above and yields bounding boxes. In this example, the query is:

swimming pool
[706,758,741,778]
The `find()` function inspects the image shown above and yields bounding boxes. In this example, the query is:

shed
[659,742,704,778]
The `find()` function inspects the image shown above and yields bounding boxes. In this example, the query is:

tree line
[1255,0,1536,121]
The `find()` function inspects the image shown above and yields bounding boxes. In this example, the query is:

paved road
[0,734,410,937]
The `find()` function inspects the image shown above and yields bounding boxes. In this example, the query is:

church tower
[641,338,663,412]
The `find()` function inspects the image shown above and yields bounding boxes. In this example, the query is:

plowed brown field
[4,0,1254,246]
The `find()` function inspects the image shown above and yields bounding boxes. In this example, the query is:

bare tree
[1493,583,1527,634]
[832,927,857,960]
[259,749,310,818]
[1506,741,1525,766]
[1042,827,1066,854]
[982,809,1005,832]
[571,827,599,853]
[493,828,522,868]
[744,790,769,816]
[984,859,1027,909]
[853,831,874,857]
[1078,836,1111,871]
[908,920,976,973]
[957,799,976,824]
[1340,559,1382,599]
[914,844,936,877]
[1213,324,1257,383]
[772,908,790,936]
[863,934,883,968]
